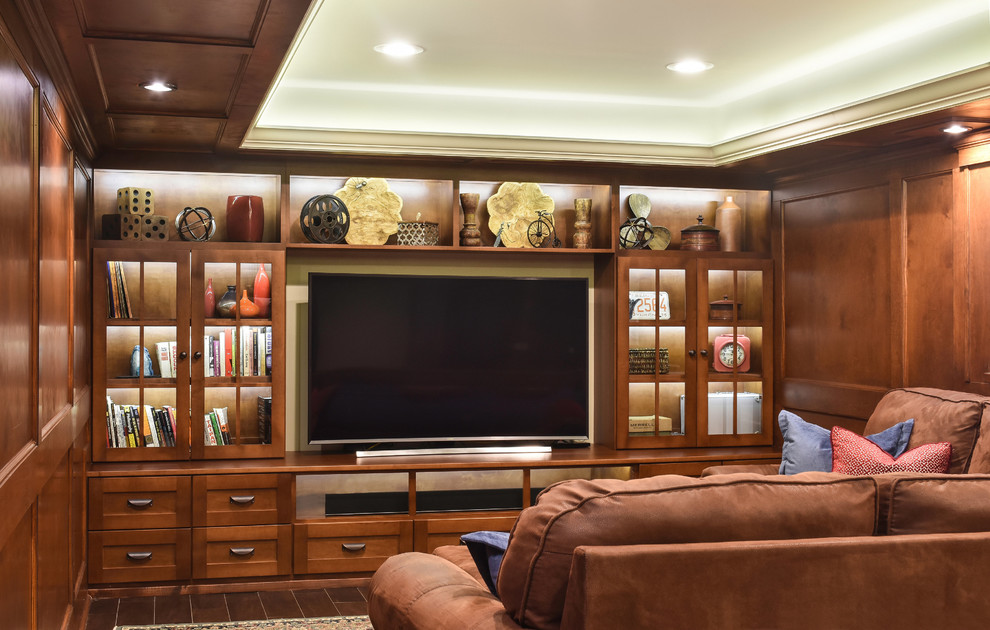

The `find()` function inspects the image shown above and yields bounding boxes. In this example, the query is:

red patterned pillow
[831,426,951,475]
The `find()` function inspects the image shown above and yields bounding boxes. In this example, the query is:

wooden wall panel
[780,185,892,388]
[0,509,34,630]
[37,452,71,630]
[39,103,72,429]
[0,26,36,467]
[903,171,957,387]
[966,164,990,384]
[73,162,91,401]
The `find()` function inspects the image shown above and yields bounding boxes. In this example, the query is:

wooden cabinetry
[88,473,292,584]
[613,186,773,450]
[92,246,284,461]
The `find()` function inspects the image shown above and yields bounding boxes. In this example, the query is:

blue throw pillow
[778,410,914,474]
[460,530,510,597]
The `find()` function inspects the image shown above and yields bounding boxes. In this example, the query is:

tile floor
[84,587,369,630]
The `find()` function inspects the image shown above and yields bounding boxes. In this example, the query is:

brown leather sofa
[368,388,990,629]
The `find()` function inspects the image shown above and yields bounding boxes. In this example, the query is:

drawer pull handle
[342,543,366,552]
[229,495,255,505]
[127,499,153,509]
[126,552,152,561]
[229,547,255,557]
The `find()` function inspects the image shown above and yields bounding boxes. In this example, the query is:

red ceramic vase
[226,195,265,242]
[204,278,216,318]
[253,264,271,317]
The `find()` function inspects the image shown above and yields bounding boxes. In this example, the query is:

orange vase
[239,289,260,318]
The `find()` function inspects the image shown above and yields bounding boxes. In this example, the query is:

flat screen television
[307,272,589,451]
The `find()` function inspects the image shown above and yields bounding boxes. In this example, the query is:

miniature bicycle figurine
[527,209,561,248]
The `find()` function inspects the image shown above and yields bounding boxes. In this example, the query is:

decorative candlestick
[573,198,592,249]
[459,193,482,246]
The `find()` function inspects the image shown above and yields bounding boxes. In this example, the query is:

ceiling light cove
[666,60,714,74]
[140,81,177,92]
[373,42,424,58]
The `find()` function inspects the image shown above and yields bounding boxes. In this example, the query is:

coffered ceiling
[40,0,990,166]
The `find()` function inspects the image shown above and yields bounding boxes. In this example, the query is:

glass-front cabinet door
[191,250,284,459]
[697,258,773,447]
[93,249,191,461]
[616,253,772,449]
[617,253,697,448]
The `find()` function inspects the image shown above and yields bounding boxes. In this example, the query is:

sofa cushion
[831,426,951,474]
[963,405,990,473]
[886,474,990,535]
[496,472,879,630]
[778,410,913,474]
[864,388,985,473]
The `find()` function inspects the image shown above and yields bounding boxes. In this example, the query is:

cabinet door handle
[127,498,153,509]
[126,551,152,561]
[179,351,188,360]
[700,349,708,357]
[229,495,256,505]
[687,350,696,357]
[193,351,202,360]
[229,547,255,557]
[342,543,366,552]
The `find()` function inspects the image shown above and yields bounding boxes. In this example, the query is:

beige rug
[115,616,372,630]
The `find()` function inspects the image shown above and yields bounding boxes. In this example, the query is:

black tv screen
[307,273,589,446]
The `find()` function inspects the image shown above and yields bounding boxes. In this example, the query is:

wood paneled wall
[773,146,988,431]
[0,0,92,628]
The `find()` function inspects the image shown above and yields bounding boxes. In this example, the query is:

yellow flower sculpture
[486,182,555,248]
[334,177,403,245]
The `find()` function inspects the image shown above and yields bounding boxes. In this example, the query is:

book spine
[265,326,272,375]
[106,262,117,318]
[204,414,217,445]
[164,406,177,447]
[125,406,139,447]
[219,331,226,377]
[241,326,249,377]
[118,262,132,318]
[169,341,177,377]
[215,407,231,445]
[210,410,225,445]
[142,404,158,447]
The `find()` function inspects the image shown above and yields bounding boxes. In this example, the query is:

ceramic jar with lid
[680,215,720,251]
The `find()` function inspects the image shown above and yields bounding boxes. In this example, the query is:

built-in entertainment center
[87,167,779,591]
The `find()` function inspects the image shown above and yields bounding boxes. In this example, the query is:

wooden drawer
[413,513,518,553]
[192,473,292,527]
[88,528,191,584]
[192,524,291,579]
[293,519,413,575]
[89,476,191,530]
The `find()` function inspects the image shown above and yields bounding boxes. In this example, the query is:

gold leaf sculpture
[334,177,403,245]
[486,182,554,248]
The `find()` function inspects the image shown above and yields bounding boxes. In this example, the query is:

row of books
[105,395,176,448]
[205,407,231,445]
[204,326,271,377]
[106,261,132,318]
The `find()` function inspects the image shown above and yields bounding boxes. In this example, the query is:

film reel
[300,194,350,244]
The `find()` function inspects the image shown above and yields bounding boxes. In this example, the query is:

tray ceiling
[40,0,990,165]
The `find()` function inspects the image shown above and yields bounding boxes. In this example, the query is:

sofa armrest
[700,462,779,477]
[369,552,523,630]
[559,533,990,630]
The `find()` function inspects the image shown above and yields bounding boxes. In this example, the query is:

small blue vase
[130,345,154,377]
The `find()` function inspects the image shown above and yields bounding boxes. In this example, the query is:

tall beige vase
[715,196,743,252]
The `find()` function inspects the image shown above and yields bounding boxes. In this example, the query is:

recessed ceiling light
[373,42,424,58]
[942,124,971,134]
[666,60,714,74]
[140,81,177,92]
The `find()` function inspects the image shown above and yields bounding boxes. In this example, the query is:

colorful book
[156,342,172,378]
[204,414,218,445]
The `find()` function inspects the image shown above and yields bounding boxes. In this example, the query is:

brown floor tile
[226,591,267,622]
[335,601,369,616]
[116,597,155,626]
[84,598,118,630]
[259,590,304,619]
[294,589,339,618]
[326,586,365,603]
[191,592,230,623]
[154,594,192,624]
